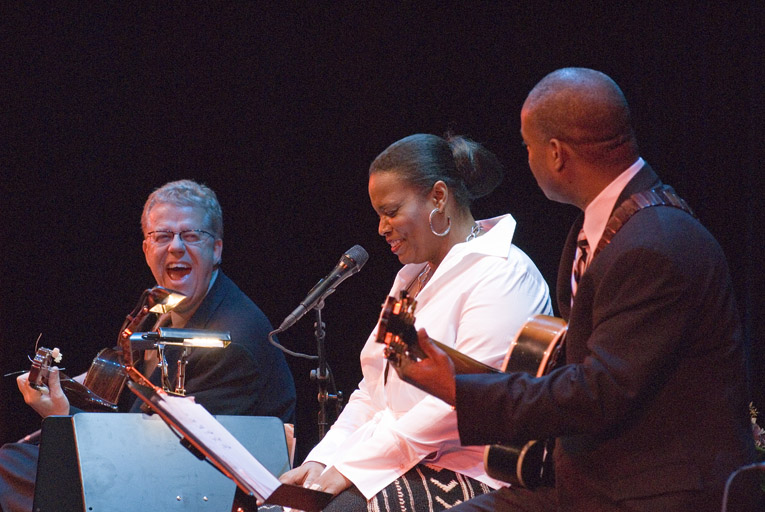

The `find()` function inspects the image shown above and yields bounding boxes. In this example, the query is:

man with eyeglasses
[0,179,296,512]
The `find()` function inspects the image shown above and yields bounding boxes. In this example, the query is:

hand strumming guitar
[390,328,458,407]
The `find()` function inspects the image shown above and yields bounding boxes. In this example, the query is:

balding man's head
[523,68,638,166]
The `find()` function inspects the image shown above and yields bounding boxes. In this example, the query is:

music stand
[128,381,333,512]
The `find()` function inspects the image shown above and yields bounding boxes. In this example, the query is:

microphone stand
[309,300,343,439]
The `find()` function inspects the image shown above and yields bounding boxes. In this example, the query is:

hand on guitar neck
[378,292,568,489]
[18,346,122,416]
[389,327,459,407]
[377,293,499,406]
[17,366,71,418]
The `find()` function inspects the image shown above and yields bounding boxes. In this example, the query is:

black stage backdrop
[1,4,762,465]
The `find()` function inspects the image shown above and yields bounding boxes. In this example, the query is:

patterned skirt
[367,464,492,512]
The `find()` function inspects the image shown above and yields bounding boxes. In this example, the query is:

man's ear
[549,138,566,173]
[213,239,223,266]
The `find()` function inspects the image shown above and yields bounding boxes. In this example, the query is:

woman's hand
[17,367,71,418]
[279,461,352,496]
[307,466,352,496]
[279,460,326,487]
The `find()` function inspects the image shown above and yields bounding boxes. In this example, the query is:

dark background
[1,3,761,465]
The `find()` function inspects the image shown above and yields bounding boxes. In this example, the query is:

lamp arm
[117,289,156,367]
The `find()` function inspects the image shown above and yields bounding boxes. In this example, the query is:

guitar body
[82,348,128,408]
[484,438,554,489]
[483,315,566,488]
[501,315,567,377]
[25,286,182,413]
[376,293,567,489]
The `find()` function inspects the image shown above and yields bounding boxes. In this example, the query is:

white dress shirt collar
[395,214,517,295]
[582,157,644,259]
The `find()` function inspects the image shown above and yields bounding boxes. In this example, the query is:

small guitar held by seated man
[376,291,567,489]
[27,346,123,412]
[24,285,188,414]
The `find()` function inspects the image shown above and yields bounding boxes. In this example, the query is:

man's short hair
[524,67,638,163]
[141,179,223,239]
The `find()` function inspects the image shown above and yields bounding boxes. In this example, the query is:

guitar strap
[593,184,695,259]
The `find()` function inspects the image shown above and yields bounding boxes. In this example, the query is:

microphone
[278,245,369,331]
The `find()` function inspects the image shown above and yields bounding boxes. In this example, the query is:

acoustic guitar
[24,286,185,415]
[376,292,567,488]
[28,346,125,412]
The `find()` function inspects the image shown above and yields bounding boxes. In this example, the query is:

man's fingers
[16,372,45,400]
[16,371,31,391]
[47,367,63,395]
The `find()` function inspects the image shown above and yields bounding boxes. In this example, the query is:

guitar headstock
[28,346,62,390]
[375,292,422,363]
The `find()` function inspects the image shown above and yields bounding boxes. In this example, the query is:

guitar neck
[378,294,501,375]
[431,339,500,375]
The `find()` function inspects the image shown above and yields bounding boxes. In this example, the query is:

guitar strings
[2,333,67,377]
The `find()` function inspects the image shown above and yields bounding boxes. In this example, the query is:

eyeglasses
[145,230,215,246]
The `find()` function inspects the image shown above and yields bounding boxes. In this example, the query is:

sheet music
[127,381,332,511]
[152,391,281,500]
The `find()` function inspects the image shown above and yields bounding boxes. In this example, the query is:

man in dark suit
[0,179,296,512]
[392,68,756,511]
[129,269,296,419]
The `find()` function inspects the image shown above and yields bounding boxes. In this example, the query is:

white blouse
[305,214,553,499]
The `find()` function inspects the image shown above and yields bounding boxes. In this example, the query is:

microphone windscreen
[346,245,369,269]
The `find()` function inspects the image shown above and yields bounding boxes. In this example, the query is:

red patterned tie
[571,229,589,300]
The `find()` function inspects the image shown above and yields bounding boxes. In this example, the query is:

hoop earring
[429,208,451,237]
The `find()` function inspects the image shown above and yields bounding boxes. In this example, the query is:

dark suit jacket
[455,165,754,510]
[129,271,296,423]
